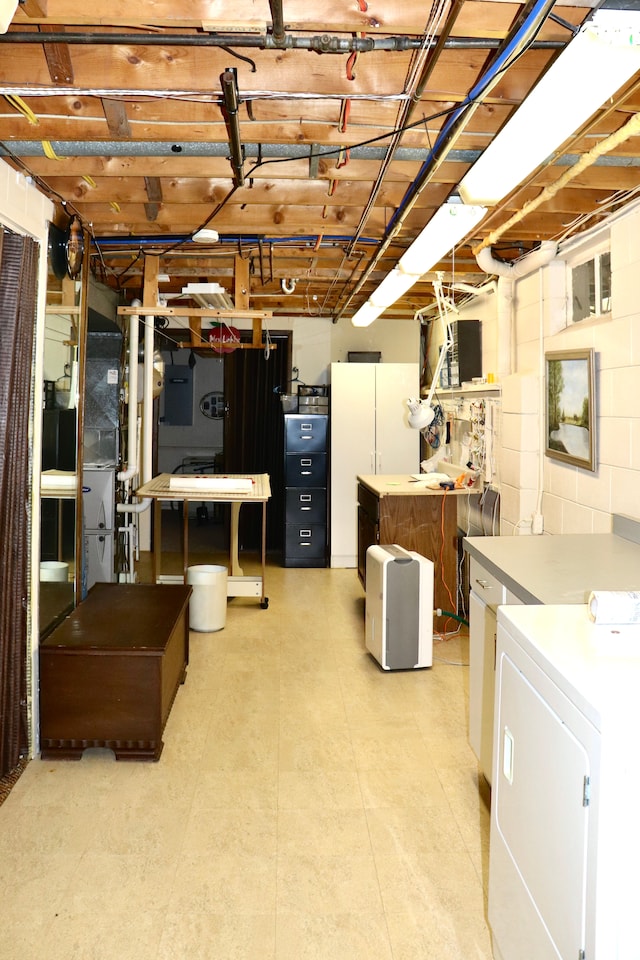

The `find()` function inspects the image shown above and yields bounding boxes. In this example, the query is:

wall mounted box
[440,319,482,388]
[348,351,381,363]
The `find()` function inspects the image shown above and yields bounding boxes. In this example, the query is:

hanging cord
[263,324,272,359]
[436,491,459,637]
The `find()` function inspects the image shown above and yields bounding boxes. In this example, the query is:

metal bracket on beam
[309,143,320,179]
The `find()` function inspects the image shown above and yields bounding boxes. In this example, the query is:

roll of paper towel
[588,591,640,625]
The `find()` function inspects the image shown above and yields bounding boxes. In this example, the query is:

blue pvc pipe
[91,234,379,248]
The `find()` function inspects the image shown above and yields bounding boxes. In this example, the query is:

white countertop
[464,529,640,604]
[358,474,475,497]
[498,603,640,727]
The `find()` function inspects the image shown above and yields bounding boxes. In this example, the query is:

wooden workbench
[357,474,469,626]
[136,472,271,608]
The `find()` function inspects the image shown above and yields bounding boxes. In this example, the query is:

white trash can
[186,564,228,632]
[40,560,69,582]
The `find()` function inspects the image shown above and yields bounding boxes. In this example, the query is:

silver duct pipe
[0,140,482,162]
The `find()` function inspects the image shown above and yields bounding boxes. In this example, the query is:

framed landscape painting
[545,348,596,471]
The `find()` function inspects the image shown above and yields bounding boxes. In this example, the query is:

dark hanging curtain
[224,332,292,553]
[0,228,39,779]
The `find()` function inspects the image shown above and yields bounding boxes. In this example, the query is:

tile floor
[0,560,493,959]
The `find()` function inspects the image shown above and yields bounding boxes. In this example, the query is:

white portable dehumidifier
[365,544,433,670]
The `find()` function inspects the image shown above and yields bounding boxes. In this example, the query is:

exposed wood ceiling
[1,0,638,322]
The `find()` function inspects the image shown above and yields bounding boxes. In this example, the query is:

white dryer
[490,603,640,960]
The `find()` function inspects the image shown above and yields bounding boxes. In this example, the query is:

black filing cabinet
[283,414,328,567]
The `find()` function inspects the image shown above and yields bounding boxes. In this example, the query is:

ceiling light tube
[398,202,488,276]
[0,1,17,33]
[182,282,235,310]
[351,300,382,327]
[350,200,486,326]
[458,7,640,206]
[369,265,420,308]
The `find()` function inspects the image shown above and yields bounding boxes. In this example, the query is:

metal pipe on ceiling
[220,67,245,187]
[268,0,286,47]
[0,31,564,52]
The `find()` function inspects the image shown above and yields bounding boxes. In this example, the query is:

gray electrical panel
[162,365,193,426]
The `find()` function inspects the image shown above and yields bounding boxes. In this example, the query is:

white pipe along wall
[117,300,140,484]
[476,241,557,534]
[476,241,557,377]
[117,299,152,516]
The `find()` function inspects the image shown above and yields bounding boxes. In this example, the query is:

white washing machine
[490,603,640,960]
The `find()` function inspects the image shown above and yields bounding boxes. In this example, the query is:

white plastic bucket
[40,561,69,582]
[186,564,228,632]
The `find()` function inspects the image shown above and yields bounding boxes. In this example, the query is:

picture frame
[545,348,596,471]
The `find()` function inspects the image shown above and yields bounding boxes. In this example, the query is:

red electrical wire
[438,491,458,635]
[339,98,351,133]
[336,146,350,169]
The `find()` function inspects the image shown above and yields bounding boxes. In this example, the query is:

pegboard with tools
[437,395,501,485]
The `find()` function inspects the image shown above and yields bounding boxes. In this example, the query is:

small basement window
[570,248,611,323]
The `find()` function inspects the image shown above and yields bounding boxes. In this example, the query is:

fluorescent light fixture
[181,282,234,310]
[369,266,419,308]
[398,202,488,276]
[351,300,382,327]
[459,7,640,206]
[0,1,18,33]
[192,228,219,243]
[350,200,487,327]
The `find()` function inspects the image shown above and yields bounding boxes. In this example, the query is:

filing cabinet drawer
[285,452,327,486]
[284,523,327,559]
[284,414,327,452]
[285,488,327,524]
